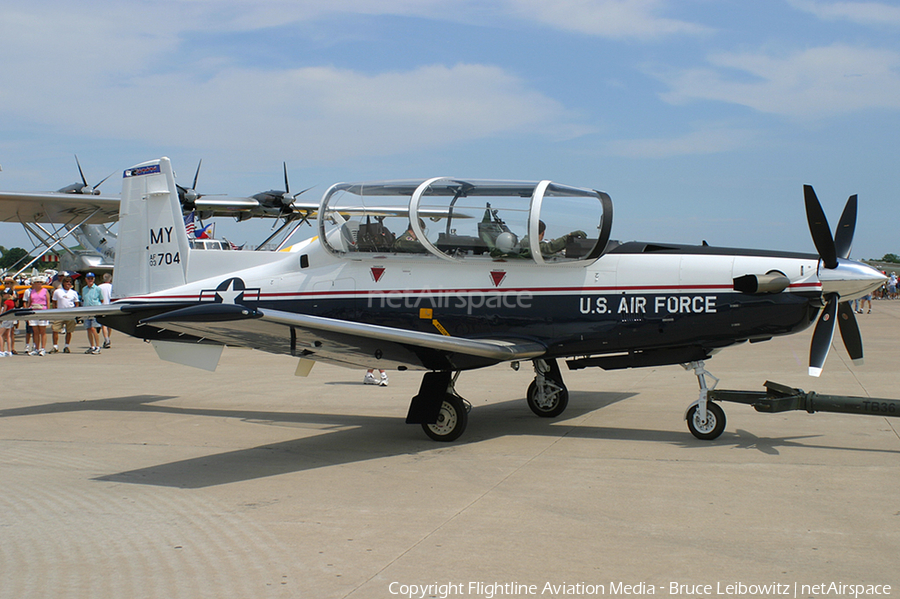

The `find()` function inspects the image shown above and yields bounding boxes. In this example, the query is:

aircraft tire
[421,394,468,442]
[686,402,726,440]
[526,380,569,418]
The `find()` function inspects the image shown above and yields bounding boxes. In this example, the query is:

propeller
[71,155,114,195]
[176,160,204,209]
[279,162,313,210]
[804,185,864,376]
[252,162,314,220]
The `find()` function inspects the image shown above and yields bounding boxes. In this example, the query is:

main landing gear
[683,360,727,440]
[406,371,471,442]
[406,358,571,442]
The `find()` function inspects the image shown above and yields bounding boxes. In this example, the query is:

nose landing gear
[683,361,727,440]
[527,358,569,418]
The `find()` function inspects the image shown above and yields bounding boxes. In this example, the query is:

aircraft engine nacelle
[733,272,791,294]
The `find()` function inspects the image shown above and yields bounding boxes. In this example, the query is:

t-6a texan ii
[3,157,886,442]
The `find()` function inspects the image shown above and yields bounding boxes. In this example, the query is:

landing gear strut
[527,358,569,418]
[406,371,471,442]
[683,361,727,440]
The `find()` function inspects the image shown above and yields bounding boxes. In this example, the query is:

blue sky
[1,0,899,259]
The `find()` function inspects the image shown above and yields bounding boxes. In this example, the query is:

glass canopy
[317,178,612,265]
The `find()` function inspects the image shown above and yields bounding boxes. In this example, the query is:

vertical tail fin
[114,158,190,297]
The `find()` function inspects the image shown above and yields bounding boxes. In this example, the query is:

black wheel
[686,402,726,440]
[421,394,468,442]
[526,379,569,418]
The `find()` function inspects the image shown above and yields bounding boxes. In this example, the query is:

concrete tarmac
[1,303,899,599]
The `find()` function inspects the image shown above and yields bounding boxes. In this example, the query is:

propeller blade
[94,171,115,190]
[804,185,837,269]
[837,301,864,363]
[283,162,290,195]
[293,185,314,199]
[809,294,838,377]
[192,159,202,191]
[75,154,88,187]
[834,194,857,260]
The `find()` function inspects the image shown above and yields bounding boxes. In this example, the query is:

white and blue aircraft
[2,157,886,441]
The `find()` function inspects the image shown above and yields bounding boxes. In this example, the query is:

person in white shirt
[50,276,80,353]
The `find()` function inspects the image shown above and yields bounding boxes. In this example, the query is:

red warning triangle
[490,270,506,287]
[371,267,385,282]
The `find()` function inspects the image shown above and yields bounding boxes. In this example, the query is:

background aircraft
[3,157,885,444]
[0,158,322,275]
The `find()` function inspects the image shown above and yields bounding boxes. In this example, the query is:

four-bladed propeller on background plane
[176,159,205,210]
[804,185,865,377]
[58,155,114,196]
[251,162,314,218]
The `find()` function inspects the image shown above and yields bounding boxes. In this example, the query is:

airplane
[0,157,308,275]
[0,156,319,226]
[1,157,887,442]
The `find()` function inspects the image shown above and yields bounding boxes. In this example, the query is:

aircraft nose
[819,260,887,300]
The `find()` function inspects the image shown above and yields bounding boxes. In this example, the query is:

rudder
[114,158,190,297]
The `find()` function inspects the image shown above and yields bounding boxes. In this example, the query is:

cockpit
[317,178,613,265]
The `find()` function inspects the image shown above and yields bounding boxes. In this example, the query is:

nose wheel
[527,358,569,418]
[686,401,726,440]
[683,360,727,440]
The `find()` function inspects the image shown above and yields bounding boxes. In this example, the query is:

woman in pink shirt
[25,277,50,356]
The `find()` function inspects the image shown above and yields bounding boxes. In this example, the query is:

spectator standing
[98,273,113,348]
[0,288,15,356]
[25,277,50,356]
[81,273,103,354]
[50,276,80,353]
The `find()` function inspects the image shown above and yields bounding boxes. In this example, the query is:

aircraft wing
[0,191,318,223]
[0,191,121,224]
[139,305,546,371]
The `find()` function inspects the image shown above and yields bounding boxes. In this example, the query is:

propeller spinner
[804,185,884,376]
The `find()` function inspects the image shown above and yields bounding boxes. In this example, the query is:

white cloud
[657,45,900,118]
[789,0,900,26]
[0,2,581,165]
[504,0,709,39]
[5,59,572,162]
[44,0,706,39]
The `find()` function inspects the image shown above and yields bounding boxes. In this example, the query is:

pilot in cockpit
[392,219,427,253]
[511,221,586,259]
[535,220,587,255]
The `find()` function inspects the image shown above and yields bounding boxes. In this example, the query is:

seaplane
[0,157,299,277]
[1,157,887,441]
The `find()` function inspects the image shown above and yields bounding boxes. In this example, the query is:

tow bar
[710,381,900,418]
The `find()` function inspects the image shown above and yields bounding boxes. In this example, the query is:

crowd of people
[852,271,898,314]
[0,272,113,357]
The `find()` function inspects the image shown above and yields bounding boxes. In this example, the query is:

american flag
[184,211,195,237]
